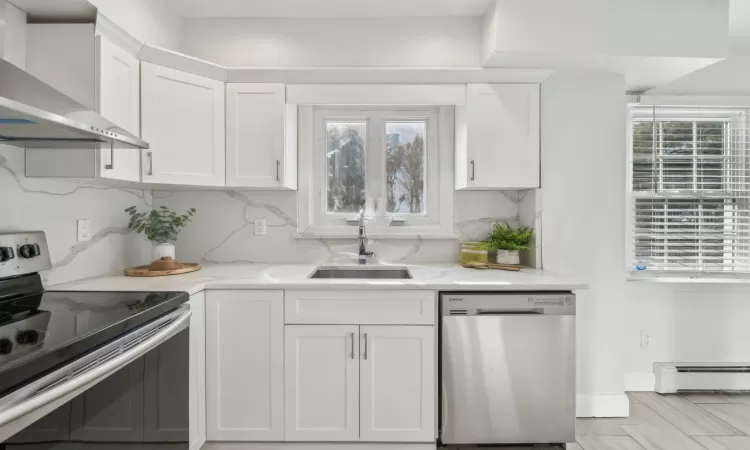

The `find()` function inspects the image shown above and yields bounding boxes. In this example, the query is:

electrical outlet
[254,218,267,236]
[77,219,91,242]
[640,331,651,348]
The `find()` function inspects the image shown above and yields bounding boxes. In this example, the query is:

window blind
[630,105,750,273]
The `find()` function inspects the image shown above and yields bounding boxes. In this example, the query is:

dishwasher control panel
[440,292,575,316]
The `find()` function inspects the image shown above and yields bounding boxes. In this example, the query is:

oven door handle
[0,307,191,429]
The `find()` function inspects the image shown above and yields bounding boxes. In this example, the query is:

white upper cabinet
[24,25,142,181]
[141,62,226,186]
[206,290,284,441]
[455,83,540,190]
[226,84,297,189]
[359,326,435,442]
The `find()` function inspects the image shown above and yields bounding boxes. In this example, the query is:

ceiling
[158,0,492,18]
[9,0,96,21]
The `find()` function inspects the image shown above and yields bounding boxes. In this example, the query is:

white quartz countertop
[48,263,587,295]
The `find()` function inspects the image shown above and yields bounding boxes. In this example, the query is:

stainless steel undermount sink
[309,266,412,279]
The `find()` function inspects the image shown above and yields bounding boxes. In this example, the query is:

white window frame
[297,106,456,238]
[627,106,750,274]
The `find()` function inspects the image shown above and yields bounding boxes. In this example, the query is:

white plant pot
[151,243,175,261]
[495,249,520,265]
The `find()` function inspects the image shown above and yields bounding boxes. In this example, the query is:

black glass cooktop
[0,278,188,396]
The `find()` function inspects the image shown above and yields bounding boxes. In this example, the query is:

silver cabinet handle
[363,333,368,360]
[147,152,153,176]
[470,159,475,181]
[276,160,280,182]
[349,332,355,359]
[104,142,114,170]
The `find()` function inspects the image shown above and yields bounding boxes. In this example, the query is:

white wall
[487,0,728,59]
[541,71,628,416]
[0,147,150,286]
[180,17,481,67]
[625,283,750,389]
[0,0,27,69]
[88,0,181,50]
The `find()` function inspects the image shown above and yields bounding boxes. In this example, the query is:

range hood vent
[0,57,148,150]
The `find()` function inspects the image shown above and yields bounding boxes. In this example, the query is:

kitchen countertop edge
[47,263,588,295]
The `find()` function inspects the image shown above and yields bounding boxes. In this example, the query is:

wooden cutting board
[461,262,522,272]
[125,262,201,277]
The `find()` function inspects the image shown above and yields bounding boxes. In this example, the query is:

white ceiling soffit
[9,0,96,21]
[158,0,492,18]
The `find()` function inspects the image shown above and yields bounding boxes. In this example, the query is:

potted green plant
[485,223,534,265]
[125,206,196,261]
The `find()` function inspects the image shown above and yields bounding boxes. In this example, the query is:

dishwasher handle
[476,308,545,315]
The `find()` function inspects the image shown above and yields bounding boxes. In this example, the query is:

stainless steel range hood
[0,57,148,150]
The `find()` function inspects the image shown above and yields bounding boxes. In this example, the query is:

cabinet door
[143,329,190,442]
[188,291,207,450]
[141,62,225,186]
[226,83,296,188]
[96,34,141,182]
[360,326,435,442]
[284,325,359,441]
[206,290,284,441]
[5,402,72,444]
[458,84,540,189]
[69,356,144,442]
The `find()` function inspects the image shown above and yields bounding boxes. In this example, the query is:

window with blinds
[630,106,750,273]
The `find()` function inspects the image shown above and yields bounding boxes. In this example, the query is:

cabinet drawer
[284,290,435,325]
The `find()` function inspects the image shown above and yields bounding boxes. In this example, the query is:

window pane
[662,122,693,155]
[632,122,656,191]
[697,121,724,156]
[386,121,426,214]
[326,121,366,214]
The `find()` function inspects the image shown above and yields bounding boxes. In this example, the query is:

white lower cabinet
[284,324,435,443]
[360,326,435,442]
[188,291,207,450]
[284,325,360,441]
[206,290,284,441]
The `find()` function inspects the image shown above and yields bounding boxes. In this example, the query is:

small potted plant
[485,223,534,265]
[125,206,196,261]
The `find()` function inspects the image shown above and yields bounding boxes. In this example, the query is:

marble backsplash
[153,189,535,265]
[0,147,151,286]
[1,141,540,285]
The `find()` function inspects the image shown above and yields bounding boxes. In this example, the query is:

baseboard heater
[655,362,750,393]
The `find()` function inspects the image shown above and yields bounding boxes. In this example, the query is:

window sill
[293,231,461,240]
[627,272,750,284]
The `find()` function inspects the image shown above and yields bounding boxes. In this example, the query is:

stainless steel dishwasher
[440,292,576,446]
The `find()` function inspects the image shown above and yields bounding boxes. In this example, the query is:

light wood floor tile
[701,403,750,435]
[630,392,742,436]
[694,436,750,450]
[682,393,744,404]
[729,394,750,407]
[620,423,706,450]
[577,435,646,450]
[568,443,585,450]
[577,418,630,436]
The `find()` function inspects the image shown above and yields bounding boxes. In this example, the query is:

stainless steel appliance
[0,231,190,448]
[440,292,576,446]
[0,58,148,150]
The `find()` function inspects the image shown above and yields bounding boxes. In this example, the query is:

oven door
[0,305,191,449]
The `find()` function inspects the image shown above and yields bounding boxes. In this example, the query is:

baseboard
[576,394,630,418]
[202,443,436,450]
[625,372,656,392]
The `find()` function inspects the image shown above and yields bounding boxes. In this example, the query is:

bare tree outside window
[386,121,426,214]
[326,121,366,213]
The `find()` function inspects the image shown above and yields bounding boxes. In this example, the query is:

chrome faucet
[358,209,374,264]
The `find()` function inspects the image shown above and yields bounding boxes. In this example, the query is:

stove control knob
[19,244,34,258]
[0,247,14,262]
[31,244,41,257]
[0,338,12,355]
